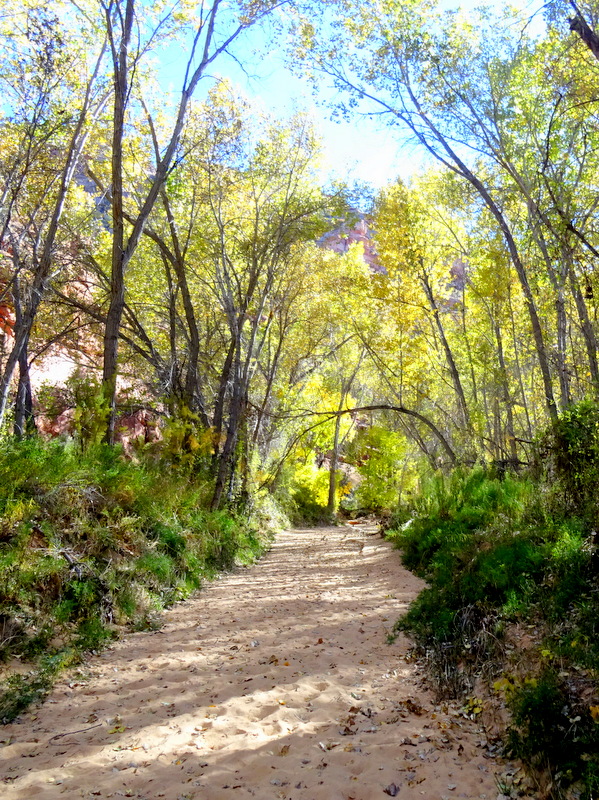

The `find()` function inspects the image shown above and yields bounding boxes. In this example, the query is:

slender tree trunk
[14,338,35,438]
[327,394,345,515]
[494,321,518,463]
[162,252,179,402]
[212,338,236,459]
[327,353,365,514]
[102,0,134,443]
[0,76,106,429]
[531,216,570,408]
[101,0,240,440]
[556,288,570,408]
[160,192,210,424]
[11,278,35,437]
[566,252,599,394]
[420,270,471,432]
[507,283,533,440]
[402,84,558,420]
[211,317,245,508]
[251,321,285,448]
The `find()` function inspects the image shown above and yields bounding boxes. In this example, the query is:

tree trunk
[494,321,518,463]
[420,270,471,432]
[101,0,134,443]
[401,83,558,420]
[327,395,345,515]
[566,251,599,394]
[160,192,210,424]
[507,283,533,440]
[14,337,35,438]
[211,328,244,509]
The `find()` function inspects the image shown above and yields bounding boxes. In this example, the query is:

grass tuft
[0,438,275,722]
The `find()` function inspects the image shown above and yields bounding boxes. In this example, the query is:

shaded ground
[1,524,505,799]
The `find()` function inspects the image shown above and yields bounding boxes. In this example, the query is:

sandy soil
[1,524,506,800]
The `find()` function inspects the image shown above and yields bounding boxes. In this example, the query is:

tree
[0,1,109,433]
[293,1,561,420]
[97,0,287,442]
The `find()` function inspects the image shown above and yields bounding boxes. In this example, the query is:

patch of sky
[151,0,548,192]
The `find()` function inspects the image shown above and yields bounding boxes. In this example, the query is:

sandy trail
[1,524,504,800]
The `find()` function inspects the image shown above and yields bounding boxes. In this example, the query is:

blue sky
[157,19,425,191]
[156,0,547,191]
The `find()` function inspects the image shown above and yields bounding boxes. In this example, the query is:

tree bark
[420,269,471,431]
[327,394,345,515]
[101,0,258,441]
[569,2,599,60]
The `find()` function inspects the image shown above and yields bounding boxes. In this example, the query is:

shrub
[0,438,273,720]
[388,446,599,798]
[506,669,599,799]
[273,462,332,525]
[539,399,599,521]
[344,425,411,511]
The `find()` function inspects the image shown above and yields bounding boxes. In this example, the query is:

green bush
[344,425,410,511]
[0,648,77,724]
[540,399,599,521]
[273,462,331,525]
[0,437,273,720]
[391,468,540,645]
[506,669,599,799]
[389,467,532,577]
[388,437,599,798]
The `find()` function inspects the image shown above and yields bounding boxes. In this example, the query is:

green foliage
[390,466,597,652]
[390,469,540,684]
[274,462,332,525]
[68,370,111,450]
[0,649,76,724]
[390,467,532,577]
[0,438,273,720]
[388,451,599,798]
[541,400,599,521]
[345,426,408,511]
[506,669,599,800]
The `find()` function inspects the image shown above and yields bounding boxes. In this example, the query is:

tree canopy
[1,0,599,506]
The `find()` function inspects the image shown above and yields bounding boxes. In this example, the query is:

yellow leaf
[590,706,599,722]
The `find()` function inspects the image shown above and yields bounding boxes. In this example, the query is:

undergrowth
[0,438,273,723]
[386,401,599,800]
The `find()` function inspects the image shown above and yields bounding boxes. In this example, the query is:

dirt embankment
[1,525,510,799]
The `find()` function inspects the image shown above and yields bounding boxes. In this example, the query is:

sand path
[1,524,503,800]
